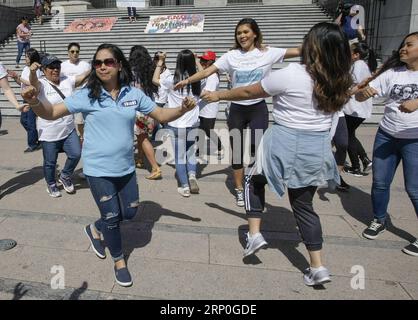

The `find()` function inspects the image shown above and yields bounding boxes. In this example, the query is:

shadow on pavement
[121,201,201,261]
[205,202,310,273]
[317,186,416,243]
[0,166,44,199]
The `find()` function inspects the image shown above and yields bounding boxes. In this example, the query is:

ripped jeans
[86,171,140,261]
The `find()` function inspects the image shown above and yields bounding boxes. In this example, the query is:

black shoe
[402,240,418,257]
[24,144,41,153]
[344,166,368,177]
[362,157,373,173]
[336,176,350,192]
[362,219,386,240]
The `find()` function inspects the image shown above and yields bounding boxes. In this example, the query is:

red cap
[199,51,216,61]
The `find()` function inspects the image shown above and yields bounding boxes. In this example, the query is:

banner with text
[145,14,205,33]
[116,0,146,8]
[64,17,118,33]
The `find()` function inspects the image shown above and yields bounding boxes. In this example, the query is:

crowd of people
[1,4,417,288]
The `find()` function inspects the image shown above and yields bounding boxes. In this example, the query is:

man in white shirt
[60,42,91,142]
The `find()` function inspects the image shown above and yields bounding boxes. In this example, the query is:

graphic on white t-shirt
[390,84,418,101]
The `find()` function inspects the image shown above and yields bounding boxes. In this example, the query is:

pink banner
[64,17,118,33]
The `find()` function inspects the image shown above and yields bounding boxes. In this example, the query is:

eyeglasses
[92,58,118,69]
[70,50,80,54]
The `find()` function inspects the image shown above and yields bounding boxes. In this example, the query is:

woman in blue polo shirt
[22,43,197,287]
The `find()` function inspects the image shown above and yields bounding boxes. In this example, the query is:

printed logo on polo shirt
[390,84,418,102]
[122,100,138,107]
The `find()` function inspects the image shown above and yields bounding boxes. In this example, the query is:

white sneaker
[188,174,199,194]
[303,266,331,286]
[177,186,191,197]
[235,188,245,207]
[243,232,267,257]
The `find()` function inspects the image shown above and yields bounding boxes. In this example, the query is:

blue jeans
[86,171,140,261]
[16,41,30,64]
[167,126,198,188]
[41,129,81,185]
[372,128,418,222]
[20,108,38,149]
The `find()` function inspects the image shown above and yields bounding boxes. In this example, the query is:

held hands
[157,52,167,62]
[361,86,378,99]
[200,90,220,103]
[174,79,189,91]
[21,85,39,105]
[181,96,197,113]
[399,100,418,113]
[17,103,30,113]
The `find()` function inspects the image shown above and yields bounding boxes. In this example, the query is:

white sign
[145,14,205,33]
[116,0,146,8]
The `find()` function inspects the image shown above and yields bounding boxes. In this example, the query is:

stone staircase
[0,3,384,123]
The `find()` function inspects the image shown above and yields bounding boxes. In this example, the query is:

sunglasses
[70,50,80,54]
[92,58,118,69]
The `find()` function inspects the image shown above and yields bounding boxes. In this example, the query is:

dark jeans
[345,114,367,169]
[245,174,322,251]
[41,129,81,185]
[127,7,137,17]
[20,108,38,149]
[16,41,30,64]
[227,101,268,170]
[372,128,418,222]
[332,116,348,166]
[86,171,140,261]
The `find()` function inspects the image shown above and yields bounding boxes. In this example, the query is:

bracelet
[156,64,163,68]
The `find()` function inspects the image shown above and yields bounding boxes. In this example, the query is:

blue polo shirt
[65,86,156,177]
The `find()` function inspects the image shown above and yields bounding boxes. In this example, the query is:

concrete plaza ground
[0,118,417,300]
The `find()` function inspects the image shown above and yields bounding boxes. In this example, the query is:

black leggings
[227,101,269,170]
[332,116,348,166]
[245,175,323,251]
[345,114,367,169]
[198,116,222,152]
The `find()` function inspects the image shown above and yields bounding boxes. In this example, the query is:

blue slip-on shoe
[84,224,106,259]
[114,266,133,287]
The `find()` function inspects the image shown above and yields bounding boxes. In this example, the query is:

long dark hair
[87,43,132,102]
[129,45,158,98]
[302,22,353,113]
[26,48,40,65]
[351,42,377,73]
[372,32,418,79]
[173,49,201,96]
[232,18,263,50]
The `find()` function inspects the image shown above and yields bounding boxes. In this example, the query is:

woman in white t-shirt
[29,55,88,198]
[196,50,223,160]
[153,50,200,197]
[175,18,301,207]
[355,31,418,256]
[202,22,353,285]
[343,42,376,176]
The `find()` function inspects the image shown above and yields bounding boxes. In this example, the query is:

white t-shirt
[20,66,43,90]
[344,60,373,119]
[60,60,90,78]
[261,63,333,131]
[369,66,418,139]
[214,47,286,105]
[154,68,171,104]
[160,75,199,128]
[37,76,76,142]
[0,62,7,80]
[199,73,220,119]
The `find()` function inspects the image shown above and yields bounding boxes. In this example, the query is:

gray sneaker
[46,183,62,198]
[235,188,245,207]
[303,266,331,286]
[58,174,75,194]
[243,232,267,257]
[188,174,199,194]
